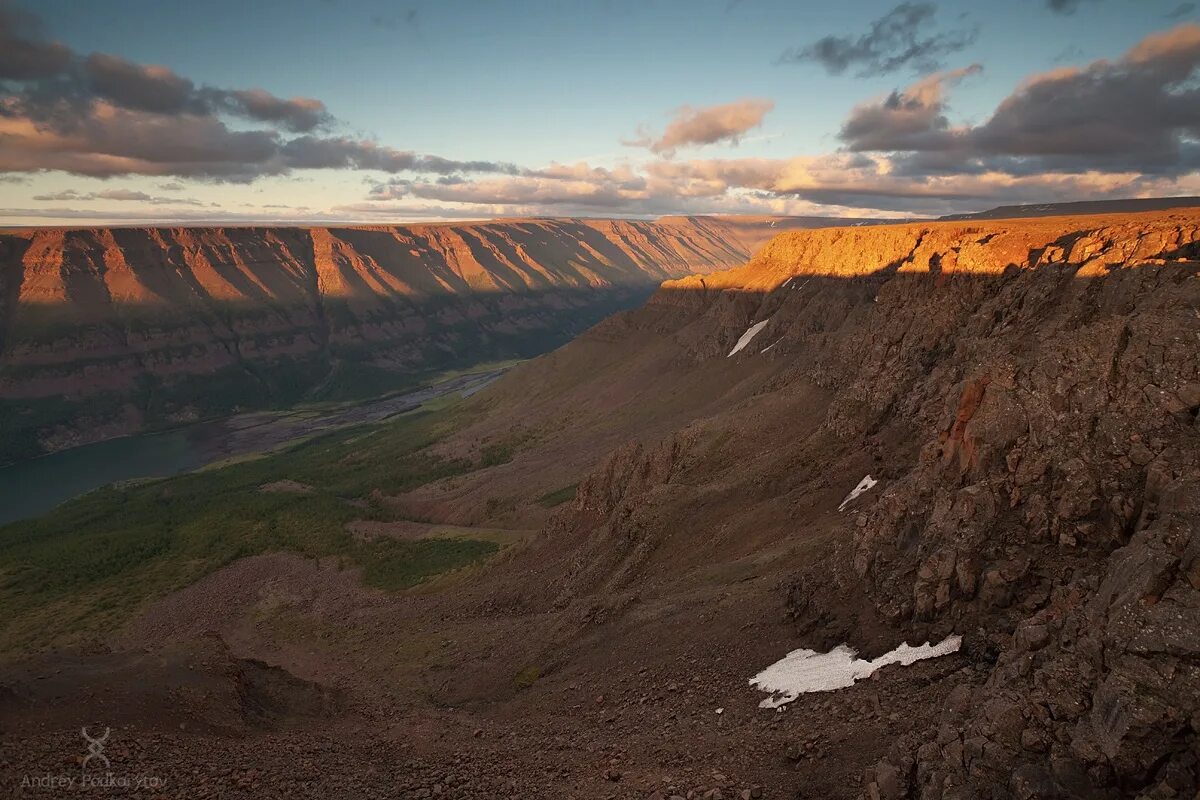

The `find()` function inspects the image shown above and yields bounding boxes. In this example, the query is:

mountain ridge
[0,216,823,461]
[2,209,1199,798]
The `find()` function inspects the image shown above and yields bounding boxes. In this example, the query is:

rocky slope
[392,207,1200,797]
[3,208,1198,798]
[0,216,811,462]
[548,208,1200,798]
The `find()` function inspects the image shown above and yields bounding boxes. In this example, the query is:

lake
[0,367,508,526]
[0,428,206,526]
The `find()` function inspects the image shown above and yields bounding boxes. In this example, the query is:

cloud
[640,153,1191,215]
[1166,2,1197,18]
[624,99,775,157]
[0,3,507,181]
[203,89,332,133]
[371,9,418,30]
[0,101,525,180]
[0,205,328,223]
[32,187,206,205]
[839,64,982,152]
[779,3,978,76]
[356,150,1196,218]
[835,23,1200,177]
[346,22,1200,219]
[1046,0,1100,14]
[368,162,647,208]
[280,136,520,174]
[0,0,71,79]
[83,53,196,115]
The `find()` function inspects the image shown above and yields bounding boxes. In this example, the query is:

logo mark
[81,726,111,770]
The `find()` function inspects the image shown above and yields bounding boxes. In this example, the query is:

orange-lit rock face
[0,217,787,460]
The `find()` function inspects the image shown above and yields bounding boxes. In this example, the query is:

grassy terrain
[0,400,504,654]
[537,484,578,508]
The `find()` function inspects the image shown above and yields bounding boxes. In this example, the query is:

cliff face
[0,216,789,461]
[3,211,1197,795]
[460,209,1200,797]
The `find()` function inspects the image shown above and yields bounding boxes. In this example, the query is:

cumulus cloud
[0,3,513,182]
[625,99,775,156]
[779,3,978,76]
[839,64,982,152]
[82,53,196,115]
[837,23,1200,178]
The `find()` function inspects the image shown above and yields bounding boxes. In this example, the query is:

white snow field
[749,636,963,709]
[727,318,771,357]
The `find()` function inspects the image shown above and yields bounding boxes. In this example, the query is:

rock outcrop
[539,209,1200,798]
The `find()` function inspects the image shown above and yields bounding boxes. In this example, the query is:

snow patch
[749,635,963,709]
[837,475,878,511]
[727,318,771,357]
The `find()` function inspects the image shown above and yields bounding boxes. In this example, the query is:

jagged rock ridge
[508,209,1200,797]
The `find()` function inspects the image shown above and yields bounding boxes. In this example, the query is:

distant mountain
[939,196,1200,221]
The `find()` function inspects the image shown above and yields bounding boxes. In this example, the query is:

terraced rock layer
[0,216,794,461]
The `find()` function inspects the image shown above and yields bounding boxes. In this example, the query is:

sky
[1,0,1198,224]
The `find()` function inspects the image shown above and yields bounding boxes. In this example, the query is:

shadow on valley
[2,229,1197,653]
[0,283,658,465]
[0,212,1198,799]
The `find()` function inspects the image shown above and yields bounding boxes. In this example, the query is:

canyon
[3,207,1198,798]
[0,215,843,463]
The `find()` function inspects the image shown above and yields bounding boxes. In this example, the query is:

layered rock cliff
[3,210,1198,797]
[0,216,801,462]
[460,209,1200,797]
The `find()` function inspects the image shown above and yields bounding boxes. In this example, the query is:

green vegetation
[0,402,502,653]
[537,483,578,508]
[513,665,542,690]
[479,429,535,468]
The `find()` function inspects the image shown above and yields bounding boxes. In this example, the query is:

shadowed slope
[2,209,1199,798]
[0,216,807,462]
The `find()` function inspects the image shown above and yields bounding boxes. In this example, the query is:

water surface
[0,368,508,526]
[0,429,205,526]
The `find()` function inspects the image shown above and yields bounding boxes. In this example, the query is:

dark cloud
[280,137,519,175]
[1046,0,1100,14]
[83,53,195,114]
[837,24,1200,177]
[1166,2,1196,18]
[0,103,523,180]
[839,65,981,152]
[779,3,978,77]
[0,3,515,181]
[0,0,71,79]
[202,88,332,133]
